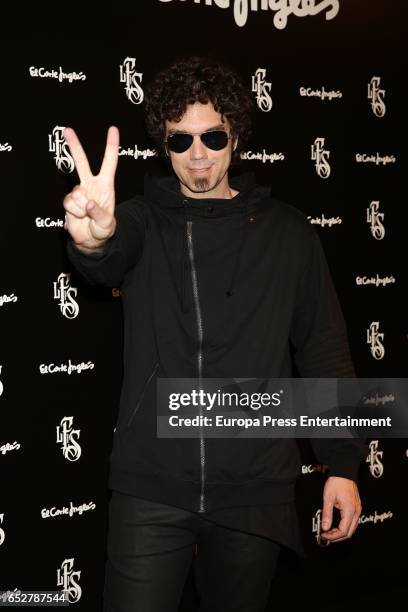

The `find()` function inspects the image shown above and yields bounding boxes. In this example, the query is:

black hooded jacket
[66,171,368,523]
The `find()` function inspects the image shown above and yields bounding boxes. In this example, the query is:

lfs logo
[57,558,82,604]
[56,416,82,462]
[366,201,385,240]
[367,322,385,361]
[312,509,330,547]
[311,137,331,178]
[120,57,144,104]
[0,513,5,546]
[368,76,386,118]
[251,68,272,112]
[49,126,75,173]
[366,440,384,478]
[53,273,79,319]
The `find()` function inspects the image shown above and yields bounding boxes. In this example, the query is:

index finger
[64,127,93,183]
[99,126,119,183]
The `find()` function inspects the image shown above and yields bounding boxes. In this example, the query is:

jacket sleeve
[65,197,146,288]
[289,226,368,482]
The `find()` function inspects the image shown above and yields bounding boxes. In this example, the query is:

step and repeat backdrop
[1,1,407,610]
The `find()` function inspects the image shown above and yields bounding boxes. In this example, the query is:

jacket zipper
[126,361,160,428]
[186,220,206,513]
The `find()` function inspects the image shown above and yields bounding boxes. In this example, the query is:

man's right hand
[63,126,119,251]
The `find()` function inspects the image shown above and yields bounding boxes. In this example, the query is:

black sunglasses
[165,130,231,153]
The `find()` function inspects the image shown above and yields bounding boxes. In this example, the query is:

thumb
[321,500,333,531]
[86,200,112,228]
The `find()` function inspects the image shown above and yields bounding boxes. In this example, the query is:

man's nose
[189,135,207,159]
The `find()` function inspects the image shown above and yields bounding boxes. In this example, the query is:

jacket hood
[143,171,271,314]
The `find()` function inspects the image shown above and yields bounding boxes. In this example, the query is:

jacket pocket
[126,361,160,428]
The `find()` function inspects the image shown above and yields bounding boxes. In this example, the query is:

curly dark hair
[144,56,253,166]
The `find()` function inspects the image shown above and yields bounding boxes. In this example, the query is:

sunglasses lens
[201,130,229,150]
[167,133,193,153]
[166,130,229,153]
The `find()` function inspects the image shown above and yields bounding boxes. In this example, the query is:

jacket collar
[143,170,270,216]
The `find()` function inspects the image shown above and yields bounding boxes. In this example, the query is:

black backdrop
[1,1,407,609]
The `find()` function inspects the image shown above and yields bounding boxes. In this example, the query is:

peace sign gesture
[63,126,119,251]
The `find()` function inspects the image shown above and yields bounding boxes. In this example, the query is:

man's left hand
[320,476,362,543]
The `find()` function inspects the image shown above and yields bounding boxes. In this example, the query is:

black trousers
[103,491,281,612]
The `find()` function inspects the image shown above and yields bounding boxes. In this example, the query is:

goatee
[193,177,210,192]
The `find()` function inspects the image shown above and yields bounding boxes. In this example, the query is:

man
[63,56,367,612]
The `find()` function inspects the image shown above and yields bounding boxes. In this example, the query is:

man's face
[164,101,237,199]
